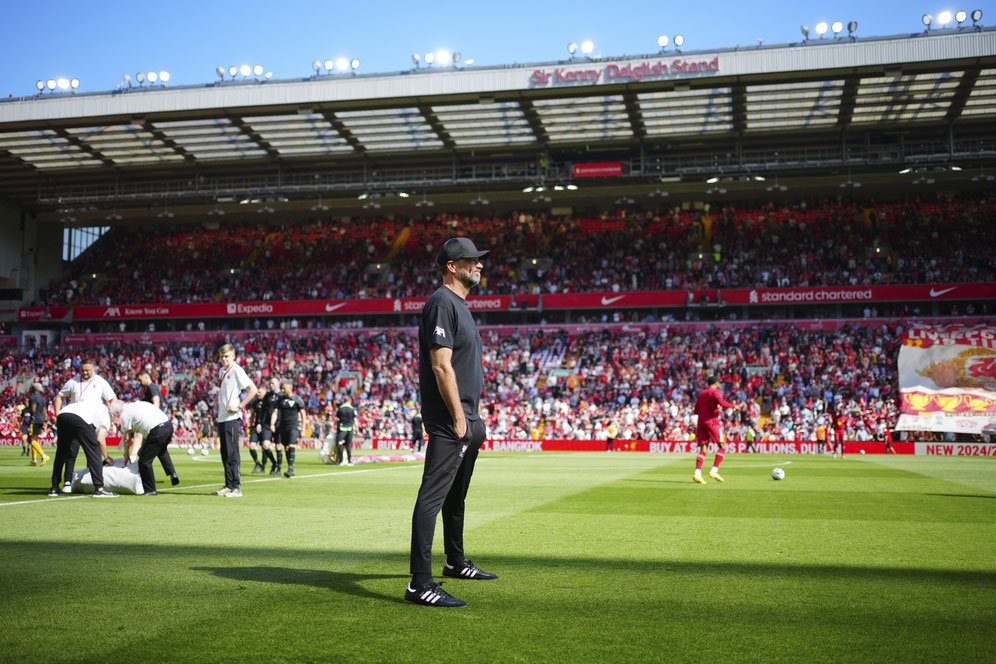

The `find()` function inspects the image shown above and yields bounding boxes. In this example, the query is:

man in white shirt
[53,359,117,492]
[49,400,117,498]
[214,343,257,498]
[112,400,175,496]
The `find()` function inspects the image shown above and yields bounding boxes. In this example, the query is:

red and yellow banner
[896,324,996,435]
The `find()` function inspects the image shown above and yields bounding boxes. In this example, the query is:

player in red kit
[693,376,738,484]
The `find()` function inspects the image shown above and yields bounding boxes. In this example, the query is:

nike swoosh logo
[600,296,625,305]
[325,303,346,312]
[928,287,956,298]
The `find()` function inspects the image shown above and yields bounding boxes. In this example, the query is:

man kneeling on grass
[112,399,178,496]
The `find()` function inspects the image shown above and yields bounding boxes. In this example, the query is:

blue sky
[3,0,993,98]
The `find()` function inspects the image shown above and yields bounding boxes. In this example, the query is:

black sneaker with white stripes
[404,581,467,608]
[442,559,499,581]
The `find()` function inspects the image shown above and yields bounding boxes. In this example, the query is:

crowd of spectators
[1,323,914,446]
[40,196,995,307]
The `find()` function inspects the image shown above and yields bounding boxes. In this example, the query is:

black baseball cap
[437,237,490,266]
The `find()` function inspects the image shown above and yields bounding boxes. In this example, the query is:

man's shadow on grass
[194,566,405,603]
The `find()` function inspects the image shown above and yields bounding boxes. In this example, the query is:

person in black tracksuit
[335,398,357,466]
[248,386,277,474]
[405,237,498,609]
[411,411,424,452]
[273,381,305,478]
[139,371,178,486]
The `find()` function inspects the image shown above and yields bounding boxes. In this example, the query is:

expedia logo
[226,303,237,314]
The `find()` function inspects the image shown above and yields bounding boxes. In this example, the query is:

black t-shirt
[141,383,162,404]
[418,286,484,425]
[30,393,47,424]
[249,395,267,426]
[263,391,281,425]
[411,414,423,436]
[336,404,356,430]
[276,394,305,429]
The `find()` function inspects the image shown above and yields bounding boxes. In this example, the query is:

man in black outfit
[406,237,497,609]
[410,409,424,453]
[138,371,178,486]
[335,397,357,466]
[272,380,306,478]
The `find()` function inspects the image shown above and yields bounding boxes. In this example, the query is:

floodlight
[800,24,810,38]
[424,52,435,65]
[535,185,546,192]
[239,64,251,77]
[831,20,844,35]
[216,67,225,79]
[160,71,170,83]
[324,59,334,71]
[36,80,45,91]
[397,191,410,198]
[57,78,69,90]
[351,58,360,71]
[937,10,952,26]
[46,79,56,90]
[971,9,983,22]
[412,53,421,65]
[899,167,912,174]
[70,78,79,89]
[253,64,263,76]
[581,40,594,55]
[228,66,237,77]
[706,176,719,184]
[265,72,272,80]
[815,21,829,36]
[567,42,578,55]
[674,34,684,47]
[453,52,462,63]
[436,50,452,66]
[312,60,322,72]
[147,71,158,83]
[334,57,347,72]
[464,58,475,65]
[657,34,669,48]
[848,20,858,34]
[955,10,967,24]
[522,185,535,193]
[566,184,578,191]
[922,13,932,27]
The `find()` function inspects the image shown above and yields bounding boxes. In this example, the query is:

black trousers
[52,413,105,490]
[216,419,242,490]
[336,429,353,462]
[410,418,486,577]
[158,444,176,477]
[138,422,174,492]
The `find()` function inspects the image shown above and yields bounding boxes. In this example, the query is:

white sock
[694,468,702,476]
[710,466,719,473]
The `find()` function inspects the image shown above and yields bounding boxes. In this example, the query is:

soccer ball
[187,448,195,456]
[200,448,210,456]
[860,449,865,455]
[771,468,785,481]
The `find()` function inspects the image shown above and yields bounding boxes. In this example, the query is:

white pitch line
[0,463,418,508]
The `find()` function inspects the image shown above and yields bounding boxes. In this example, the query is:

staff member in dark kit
[113,399,175,495]
[335,396,357,466]
[406,237,498,609]
[48,400,117,498]
[138,370,179,486]
[271,380,306,478]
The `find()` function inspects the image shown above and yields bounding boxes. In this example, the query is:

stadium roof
[1,28,994,222]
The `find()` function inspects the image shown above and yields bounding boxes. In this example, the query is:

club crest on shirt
[459,444,468,458]
[434,326,446,338]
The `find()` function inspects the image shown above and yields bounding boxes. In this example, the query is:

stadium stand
[37,196,995,306]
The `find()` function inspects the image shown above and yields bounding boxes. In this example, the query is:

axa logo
[600,295,625,306]
[103,307,121,317]
[434,325,446,338]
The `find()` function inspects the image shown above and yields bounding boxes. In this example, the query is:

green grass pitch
[0,448,993,663]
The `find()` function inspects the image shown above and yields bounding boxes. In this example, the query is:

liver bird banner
[896,324,996,435]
